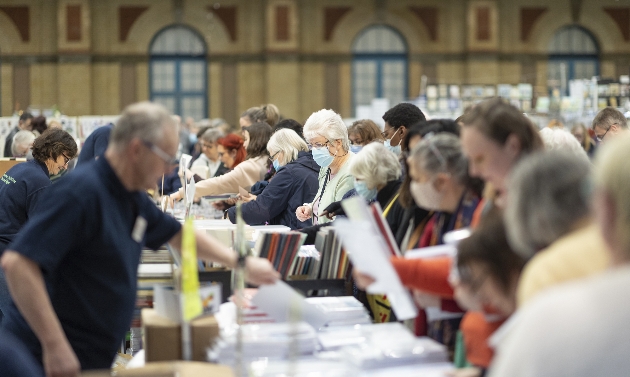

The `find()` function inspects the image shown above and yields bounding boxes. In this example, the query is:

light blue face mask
[189,133,198,145]
[350,144,363,153]
[354,180,377,201]
[272,159,283,172]
[312,146,334,167]
[384,128,402,156]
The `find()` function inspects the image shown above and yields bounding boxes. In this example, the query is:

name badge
[132,216,148,243]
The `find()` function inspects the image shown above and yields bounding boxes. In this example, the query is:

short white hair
[505,150,592,259]
[111,102,177,150]
[303,109,350,152]
[12,130,35,156]
[350,142,401,189]
[267,128,309,165]
[539,127,589,163]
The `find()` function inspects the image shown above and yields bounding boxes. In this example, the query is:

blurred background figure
[571,123,596,158]
[191,128,228,179]
[591,107,629,143]
[347,119,384,153]
[240,104,280,130]
[4,112,33,158]
[10,131,35,158]
[29,116,47,137]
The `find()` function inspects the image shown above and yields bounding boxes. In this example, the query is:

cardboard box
[0,158,26,176]
[81,361,234,377]
[142,309,219,362]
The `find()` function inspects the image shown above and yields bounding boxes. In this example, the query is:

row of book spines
[257,232,306,279]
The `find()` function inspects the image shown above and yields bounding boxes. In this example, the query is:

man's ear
[128,138,143,162]
[504,133,522,159]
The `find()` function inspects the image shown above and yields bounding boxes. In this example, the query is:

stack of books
[305,296,371,328]
[208,322,318,365]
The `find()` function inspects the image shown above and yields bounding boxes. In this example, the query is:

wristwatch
[237,254,247,268]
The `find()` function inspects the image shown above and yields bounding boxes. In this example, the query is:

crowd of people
[1,97,629,376]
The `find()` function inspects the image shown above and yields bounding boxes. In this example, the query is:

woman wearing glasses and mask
[0,128,77,323]
[227,129,319,230]
[295,109,355,225]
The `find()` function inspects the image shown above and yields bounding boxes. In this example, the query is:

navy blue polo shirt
[76,124,113,165]
[2,157,182,370]
[0,159,50,253]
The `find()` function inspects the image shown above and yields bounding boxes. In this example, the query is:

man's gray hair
[505,150,592,259]
[303,109,350,152]
[200,128,224,144]
[267,128,308,165]
[12,130,35,156]
[409,133,468,185]
[350,142,401,189]
[110,102,177,149]
[539,127,589,163]
[592,107,628,131]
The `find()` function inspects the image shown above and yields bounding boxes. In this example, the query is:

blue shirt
[76,124,113,165]
[2,157,182,370]
[0,160,50,252]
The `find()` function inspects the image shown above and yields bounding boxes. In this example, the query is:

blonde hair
[267,128,308,165]
[594,135,630,254]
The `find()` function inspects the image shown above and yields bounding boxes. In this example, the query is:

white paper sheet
[186,176,196,206]
[251,280,328,329]
[332,219,418,320]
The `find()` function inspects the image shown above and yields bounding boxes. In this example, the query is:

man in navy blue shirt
[76,123,113,165]
[0,102,279,376]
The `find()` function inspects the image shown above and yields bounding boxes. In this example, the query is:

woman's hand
[170,191,182,202]
[296,205,312,222]
[238,194,256,203]
[411,289,441,309]
[244,257,280,286]
[352,269,376,290]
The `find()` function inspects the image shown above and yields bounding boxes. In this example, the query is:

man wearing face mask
[295,109,355,225]
[381,103,426,157]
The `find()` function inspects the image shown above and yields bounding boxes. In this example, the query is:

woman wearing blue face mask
[227,129,319,230]
[296,109,356,225]
[348,119,384,154]
[349,142,405,235]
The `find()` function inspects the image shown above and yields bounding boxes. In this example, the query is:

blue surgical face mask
[272,159,283,172]
[384,128,402,156]
[189,134,198,145]
[350,144,363,153]
[312,146,334,167]
[354,180,377,201]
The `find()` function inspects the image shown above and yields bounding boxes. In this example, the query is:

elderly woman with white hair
[11,130,35,158]
[295,109,355,225]
[350,142,404,232]
[504,150,609,307]
[227,129,319,230]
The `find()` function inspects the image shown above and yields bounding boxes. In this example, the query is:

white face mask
[410,179,444,211]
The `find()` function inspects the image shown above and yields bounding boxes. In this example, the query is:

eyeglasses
[596,126,613,142]
[268,151,280,162]
[201,143,214,149]
[141,140,178,166]
[61,154,71,167]
[307,141,330,150]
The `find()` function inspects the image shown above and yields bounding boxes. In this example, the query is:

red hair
[217,134,246,167]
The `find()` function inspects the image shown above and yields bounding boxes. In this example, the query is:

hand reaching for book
[244,257,280,286]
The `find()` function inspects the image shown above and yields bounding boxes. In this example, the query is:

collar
[376,179,402,207]
[33,159,49,176]
[96,157,138,201]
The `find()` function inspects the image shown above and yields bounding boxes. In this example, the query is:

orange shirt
[391,256,454,298]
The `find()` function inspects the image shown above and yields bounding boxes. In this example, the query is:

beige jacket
[178,156,268,199]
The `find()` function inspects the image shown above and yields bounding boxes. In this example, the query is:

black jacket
[228,151,319,230]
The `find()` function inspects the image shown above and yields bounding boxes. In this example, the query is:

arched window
[150,25,207,120]
[548,26,599,94]
[352,25,408,113]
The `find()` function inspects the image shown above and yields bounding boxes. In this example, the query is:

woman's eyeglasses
[268,151,280,162]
